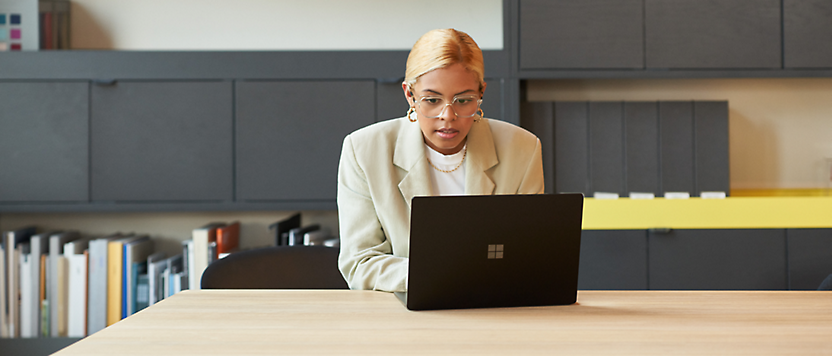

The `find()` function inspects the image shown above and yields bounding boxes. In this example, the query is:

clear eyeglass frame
[410,88,483,119]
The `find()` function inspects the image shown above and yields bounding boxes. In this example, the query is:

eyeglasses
[413,92,483,119]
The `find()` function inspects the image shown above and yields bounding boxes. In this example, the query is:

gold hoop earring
[407,106,417,122]
[476,108,485,122]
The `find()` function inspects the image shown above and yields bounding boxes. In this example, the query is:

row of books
[0,222,240,339]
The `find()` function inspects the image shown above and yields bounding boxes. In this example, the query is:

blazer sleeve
[336,135,408,292]
[518,138,545,194]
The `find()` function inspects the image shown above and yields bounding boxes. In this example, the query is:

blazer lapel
[464,119,498,195]
[394,119,433,209]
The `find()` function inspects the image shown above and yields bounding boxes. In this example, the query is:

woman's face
[404,63,485,155]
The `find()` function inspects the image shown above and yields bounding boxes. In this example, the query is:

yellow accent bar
[582,197,832,230]
[730,188,832,197]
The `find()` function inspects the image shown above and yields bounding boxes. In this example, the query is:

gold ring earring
[476,108,484,122]
[407,106,417,122]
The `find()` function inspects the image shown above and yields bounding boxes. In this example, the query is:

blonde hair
[404,28,485,92]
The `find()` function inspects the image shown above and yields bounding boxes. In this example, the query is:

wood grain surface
[55,290,832,355]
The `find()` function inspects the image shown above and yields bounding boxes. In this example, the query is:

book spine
[106,241,123,326]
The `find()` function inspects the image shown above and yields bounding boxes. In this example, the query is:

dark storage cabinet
[648,229,788,290]
[578,230,648,290]
[91,81,234,202]
[0,82,89,202]
[521,100,729,197]
[520,0,644,69]
[784,0,832,68]
[235,81,375,201]
[787,229,832,290]
[645,0,781,69]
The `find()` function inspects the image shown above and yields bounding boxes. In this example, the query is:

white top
[424,143,466,196]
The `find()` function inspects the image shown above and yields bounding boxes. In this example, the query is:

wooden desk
[55,290,832,355]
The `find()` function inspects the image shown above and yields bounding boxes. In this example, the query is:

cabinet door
[649,229,787,290]
[0,82,89,202]
[787,229,832,290]
[91,81,233,202]
[520,0,643,69]
[578,230,648,290]
[784,0,832,68]
[235,81,375,201]
[645,0,781,69]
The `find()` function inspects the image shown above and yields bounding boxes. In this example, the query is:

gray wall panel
[624,102,660,196]
[578,230,648,290]
[784,0,832,68]
[481,78,503,123]
[91,81,233,201]
[694,101,730,195]
[645,0,781,69]
[787,229,832,290]
[589,102,624,195]
[659,101,694,194]
[236,81,375,201]
[554,102,589,195]
[0,82,89,202]
[649,229,788,290]
[520,0,643,69]
[520,102,555,194]
[376,81,407,123]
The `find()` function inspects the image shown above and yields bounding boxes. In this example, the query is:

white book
[6,227,37,338]
[67,253,88,337]
[181,240,193,291]
[49,231,79,337]
[87,234,122,335]
[123,237,153,317]
[20,250,34,338]
[191,223,223,291]
[0,242,6,338]
[147,253,167,306]
[29,232,51,337]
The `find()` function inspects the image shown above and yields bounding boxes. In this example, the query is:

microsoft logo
[487,244,504,259]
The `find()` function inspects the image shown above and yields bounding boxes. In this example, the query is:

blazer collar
[395,118,498,208]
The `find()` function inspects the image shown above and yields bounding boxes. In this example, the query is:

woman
[337,29,544,292]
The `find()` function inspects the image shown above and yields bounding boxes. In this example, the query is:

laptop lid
[399,193,584,311]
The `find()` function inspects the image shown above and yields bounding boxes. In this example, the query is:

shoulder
[346,117,407,147]
[483,118,540,152]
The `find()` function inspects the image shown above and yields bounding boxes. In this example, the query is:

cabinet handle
[649,228,673,234]
[93,79,117,86]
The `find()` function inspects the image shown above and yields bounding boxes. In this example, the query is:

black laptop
[396,193,584,311]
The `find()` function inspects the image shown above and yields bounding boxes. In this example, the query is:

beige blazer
[337,117,544,292]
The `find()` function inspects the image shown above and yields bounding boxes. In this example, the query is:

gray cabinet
[0,82,89,202]
[235,81,375,201]
[784,0,832,68]
[787,229,832,290]
[91,81,233,202]
[578,230,648,290]
[520,0,643,69]
[648,229,787,290]
[645,0,781,69]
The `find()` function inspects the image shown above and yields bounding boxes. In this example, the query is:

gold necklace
[427,147,467,173]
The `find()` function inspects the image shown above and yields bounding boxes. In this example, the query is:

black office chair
[200,245,349,289]
[819,274,832,291]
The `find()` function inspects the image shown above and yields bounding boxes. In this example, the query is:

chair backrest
[819,274,832,291]
[200,245,349,289]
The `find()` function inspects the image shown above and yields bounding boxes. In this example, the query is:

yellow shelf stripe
[582,197,832,230]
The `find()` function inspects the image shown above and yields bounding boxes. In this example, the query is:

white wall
[69,0,504,50]
[527,78,832,190]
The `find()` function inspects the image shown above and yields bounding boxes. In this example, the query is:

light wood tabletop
[54,290,832,355]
